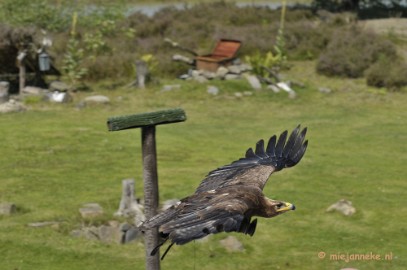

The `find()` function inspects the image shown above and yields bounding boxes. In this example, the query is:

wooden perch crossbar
[107,108,186,131]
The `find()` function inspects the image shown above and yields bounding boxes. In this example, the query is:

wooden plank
[107,108,186,131]
[212,39,241,58]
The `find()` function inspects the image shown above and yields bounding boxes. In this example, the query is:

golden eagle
[140,125,308,259]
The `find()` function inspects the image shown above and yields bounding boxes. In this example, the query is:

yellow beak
[276,202,296,212]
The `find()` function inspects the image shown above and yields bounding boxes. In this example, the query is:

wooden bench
[195,39,242,72]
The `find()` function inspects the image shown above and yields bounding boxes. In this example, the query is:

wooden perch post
[107,108,187,270]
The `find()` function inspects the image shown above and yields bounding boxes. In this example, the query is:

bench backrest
[211,39,242,58]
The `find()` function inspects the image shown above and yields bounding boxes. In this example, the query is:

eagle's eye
[276,202,284,209]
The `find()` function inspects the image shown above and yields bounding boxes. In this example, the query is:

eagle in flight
[140,125,308,259]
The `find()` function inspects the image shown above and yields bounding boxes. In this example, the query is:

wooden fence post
[107,108,187,270]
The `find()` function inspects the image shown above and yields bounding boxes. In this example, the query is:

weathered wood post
[17,50,27,95]
[0,81,10,104]
[107,108,187,270]
[135,60,148,89]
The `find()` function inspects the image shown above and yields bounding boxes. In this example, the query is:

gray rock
[239,63,252,72]
[245,75,262,90]
[71,222,129,243]
[276,82,297,98]
[243,91,253,96]
[0,81,9,104]
[193,75,208,83]
[49,81,70,92]
[79,203,104,219]
[227,65,242,74]
[288,91,297,99]
[0,202,17,215]
[267,84,281,93]
[47,91,73,103]
[83,95,110,105]
[220,236,244,252]
[290,80,305,88]
[191,70,202,78]
[28,221,60,228]
[121,224,142,243]
[207,85,219,96]
[319,87,332,93]
[0,100,26,113]
[22,86,44,95]
[234,92,243,98]
[224,74,240,80]
[216,66,229,79]
[326,199,356,216]
[162,84,181,92]
[202,70,216,80]
[70,226,99,240]
[131,203,145,226]
[276,82,292,92]
[99,224,122,243]
[179,74,191,80]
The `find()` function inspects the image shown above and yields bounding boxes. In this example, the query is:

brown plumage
[140,125,308,259]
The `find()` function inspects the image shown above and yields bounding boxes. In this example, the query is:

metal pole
[141,126,160,270]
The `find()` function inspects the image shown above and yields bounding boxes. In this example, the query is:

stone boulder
[207,85,219,96]
[0,202,17,215]
[82,95,110,105]
[245,75,262,90]
[0,81,9,104]
[326,199,356,216]
[120,223,143,243]
[22,86,44,96]
[79,203,104,219]
[47,91,73,103]
[49,81,70,92]
[70,221,140,244]
[0,100,26,113]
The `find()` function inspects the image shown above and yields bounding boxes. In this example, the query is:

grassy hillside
[0,62,406,269]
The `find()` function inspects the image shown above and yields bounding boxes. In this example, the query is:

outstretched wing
[195,125,308,193]
[152,186,260,246]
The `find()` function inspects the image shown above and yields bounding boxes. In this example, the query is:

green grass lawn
[0,62,406,270]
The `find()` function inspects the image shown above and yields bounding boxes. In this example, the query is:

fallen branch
[164,38,198,56]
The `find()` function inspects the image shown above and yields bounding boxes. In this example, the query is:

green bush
[0,0,69,31]
[365,57,407,90]
[316,26,397,78]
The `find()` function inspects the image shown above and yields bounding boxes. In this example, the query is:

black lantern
[39,51,50,71]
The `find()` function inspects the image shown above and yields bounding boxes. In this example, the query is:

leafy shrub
[0,24,36,74]
[0,0,69,31]
[365,57,407,90]
[316,27,397,78]
[83,53,134,80]
[245,51,282,78]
